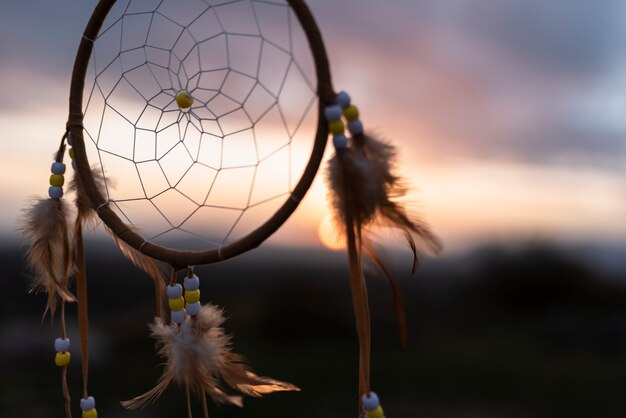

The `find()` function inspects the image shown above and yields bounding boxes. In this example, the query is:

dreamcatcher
[21,0,440,417]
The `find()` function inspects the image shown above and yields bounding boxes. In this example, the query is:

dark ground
[2,239,626,417]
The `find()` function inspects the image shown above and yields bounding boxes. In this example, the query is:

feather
[68,166,105,227]
[70,165,167,318]
[326,129,442,398]
[355,134,442,266]
[122,304,298,410]
[105,226,167,319]
[20,197,75,315]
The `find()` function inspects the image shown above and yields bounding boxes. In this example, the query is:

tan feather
[104,226,167,319]
[68,166,105,227]
[122,304,298,411]
[69,165,168,318]
[357,134,442,264]
[20,197,75,316]
[326,129,442,398]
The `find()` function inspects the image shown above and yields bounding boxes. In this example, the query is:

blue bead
[184,275,200,291]
[80,396,96,411]
[336,91,351,108]
[54,337,71,352]
[51,162,66,175]
[166,283,183,298]
[71,160,77,171]
[171,309,186,324]
[48,186,63,199]
[361,391,380,410]
[67,132,73,146]
[348,120,364,136]
[333,134,348,150]
[324,105,342,122]
[186,301,201,316]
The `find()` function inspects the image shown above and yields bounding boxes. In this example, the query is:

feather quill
[122,304,298,410]
[21,197,75,315]
[71,166,167,318]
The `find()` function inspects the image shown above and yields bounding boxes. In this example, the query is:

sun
[317,214,345,251]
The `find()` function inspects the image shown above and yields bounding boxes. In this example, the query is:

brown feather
[20,197,75,315]
[359,134,442,263]
[68,166,105,227]
[104,226,167,319]
[362,239,408,348]
[70,165,167,318]
[122,304,298,411]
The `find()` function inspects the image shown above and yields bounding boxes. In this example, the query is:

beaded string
[65,130,99,418]
[49,134,72,418]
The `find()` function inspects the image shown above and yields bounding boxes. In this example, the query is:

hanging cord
[75,220,90,399]
[185,380,193,418]
[201,391,209,418]
[60,301,72,418]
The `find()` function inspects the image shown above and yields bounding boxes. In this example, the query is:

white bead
[336,91,351,108]
[54,337,71,352]
[72,160,77,171]
[48,186,63,199]
[67,132,73,146]
[324,105,342,122]
[171,309,186,324]
[183,275,200,290]
[348,120,364,136]
[333,134,348,150]
[186,301,201,316]
[361,391,380,410]
[51,162,66,175]
[80,396,96,411]
[166,283,183,298]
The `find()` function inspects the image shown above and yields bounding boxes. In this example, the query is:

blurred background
[1,0,625,417]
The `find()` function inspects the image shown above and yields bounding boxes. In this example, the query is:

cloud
[2,0,625,171]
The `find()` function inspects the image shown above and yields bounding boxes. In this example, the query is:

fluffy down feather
[122,304,298,410]
[21,197,75,315]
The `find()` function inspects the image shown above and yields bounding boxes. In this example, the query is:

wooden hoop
[68,0,335,268]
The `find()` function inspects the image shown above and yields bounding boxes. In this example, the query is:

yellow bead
[55,351,71,367]
[343,105,359,121]
[69,148,75,159]
[169,296,185,311]
[367,406,384,418]
[82,409,98,418]
[184,289,201,304]
[329,119,344,135]
[176,91,194,109]
[49,174,65,187]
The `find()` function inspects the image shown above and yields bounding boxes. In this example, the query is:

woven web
[82,0,318,250]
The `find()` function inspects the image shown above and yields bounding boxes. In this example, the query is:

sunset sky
[1,0,625,255]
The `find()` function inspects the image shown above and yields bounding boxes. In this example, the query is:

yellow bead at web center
[176,91,194,109]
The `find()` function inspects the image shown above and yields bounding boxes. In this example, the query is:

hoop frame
[68,0,335,268]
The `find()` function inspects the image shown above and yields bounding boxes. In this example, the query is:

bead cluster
[324,90,364,151]
[54,337,71,367]
[80,396,98,418]
[48,162,66,199]
[67,132,78,171]
[167,283,186,324]
[361,391,385,418]
[184,274,201,316]
[167,274,202,324]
